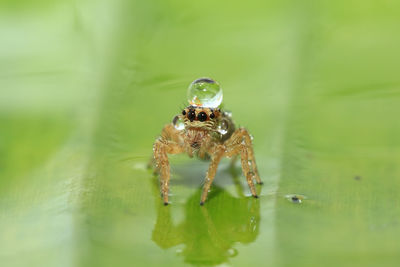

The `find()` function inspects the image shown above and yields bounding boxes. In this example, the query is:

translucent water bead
[187,78,223,108]
[172,115,185,130]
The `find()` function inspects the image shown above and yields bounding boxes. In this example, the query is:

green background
[1,0,399,266]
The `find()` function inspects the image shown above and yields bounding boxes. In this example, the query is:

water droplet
[187,78,223,108]
[285,194,306,204]
[172,115,185,130]
[224,111,232,118]
[228,248,238,257]
[217,119,229,135]
[132,162,146,170]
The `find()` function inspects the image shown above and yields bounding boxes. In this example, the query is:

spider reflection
[151,170,260,266]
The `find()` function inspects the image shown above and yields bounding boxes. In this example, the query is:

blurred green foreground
[1,0,399,266]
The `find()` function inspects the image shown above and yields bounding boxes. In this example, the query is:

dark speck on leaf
[285,194,305,203]
[354,175,361,181]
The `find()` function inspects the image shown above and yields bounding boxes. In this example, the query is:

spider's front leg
[200,145,225,205]
[225,128,263,197]
[235,128,262,184]
[153,124,184,205]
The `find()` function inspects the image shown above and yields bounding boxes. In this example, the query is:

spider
[151,78,262,205]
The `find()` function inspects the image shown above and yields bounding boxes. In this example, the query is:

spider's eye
[210,113,215,119]
[182,110,186,115]
[187,110,196,122]
[197,112,208,122]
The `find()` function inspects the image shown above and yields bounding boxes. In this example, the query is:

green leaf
[1,1,400,266]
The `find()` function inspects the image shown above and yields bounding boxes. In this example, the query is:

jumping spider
[151,78,262,205]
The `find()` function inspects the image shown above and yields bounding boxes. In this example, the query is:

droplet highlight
[217,119,229,135]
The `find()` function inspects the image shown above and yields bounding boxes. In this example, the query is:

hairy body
[152,106,262,205]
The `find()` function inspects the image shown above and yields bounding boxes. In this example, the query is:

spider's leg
[147,156,159,175]
[153,140,170,204]
[153,139,184,204]
[225,128,260,197]
[200,145,225,205]
[153,123,184,205]
[239,143,258,197]
[238,128,262,185]
[150,123,183,171]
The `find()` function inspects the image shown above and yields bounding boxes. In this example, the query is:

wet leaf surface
[1,1,400,266]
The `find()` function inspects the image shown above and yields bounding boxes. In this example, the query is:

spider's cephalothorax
[152,78,262,205]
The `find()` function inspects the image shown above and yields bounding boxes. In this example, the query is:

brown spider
[151,78,262,205]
